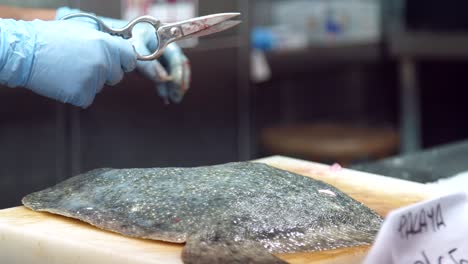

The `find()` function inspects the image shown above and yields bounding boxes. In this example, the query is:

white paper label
[364,192,468,264]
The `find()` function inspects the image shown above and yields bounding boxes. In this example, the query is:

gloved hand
[56,7,191,103]
[0,18,136,108]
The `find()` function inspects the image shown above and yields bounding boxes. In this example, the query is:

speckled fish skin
[22,162,382,263]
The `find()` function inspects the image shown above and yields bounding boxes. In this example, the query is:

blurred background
[2,0,468,207]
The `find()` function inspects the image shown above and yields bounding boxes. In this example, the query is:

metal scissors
[61,12,241,61]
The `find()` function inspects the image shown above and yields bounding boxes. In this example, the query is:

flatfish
[22,162,382,264]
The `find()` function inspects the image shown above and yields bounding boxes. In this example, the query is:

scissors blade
[187,20,241,38]
[173,13,241,38]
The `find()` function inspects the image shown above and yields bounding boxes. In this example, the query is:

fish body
[22,162,382,263]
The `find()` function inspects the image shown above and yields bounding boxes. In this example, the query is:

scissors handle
[61,12,240,61]
[61,13,165,61]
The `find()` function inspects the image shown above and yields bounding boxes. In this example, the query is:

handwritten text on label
[413,248,468,264]
[398,203,446,240]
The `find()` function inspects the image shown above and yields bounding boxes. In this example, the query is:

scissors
[61,12,241,61]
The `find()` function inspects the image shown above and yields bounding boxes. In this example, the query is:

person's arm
[0,5,55,20]
[0,5,191,104]
[0,18,137,107]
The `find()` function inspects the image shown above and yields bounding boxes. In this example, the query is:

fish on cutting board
[22,161,383,264]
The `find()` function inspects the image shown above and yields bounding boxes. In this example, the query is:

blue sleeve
[0,19,36,88]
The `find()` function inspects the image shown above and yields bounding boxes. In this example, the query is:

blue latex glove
[56,7,191,103]
[0,18,137,108]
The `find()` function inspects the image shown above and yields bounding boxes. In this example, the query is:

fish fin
[182,236,288,264]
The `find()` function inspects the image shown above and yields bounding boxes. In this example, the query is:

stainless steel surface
[61,13,160,39]
[62,12,241,60]
[400,57,421,153]
[353,140,468,183]
[236,0,252,161]
[387,0,468,153]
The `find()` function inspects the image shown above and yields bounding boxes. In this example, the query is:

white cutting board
[0,156,436,264]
